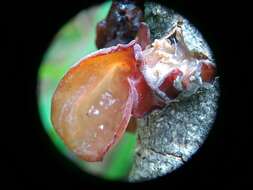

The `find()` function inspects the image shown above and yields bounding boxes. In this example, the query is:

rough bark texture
[129,2,219,182]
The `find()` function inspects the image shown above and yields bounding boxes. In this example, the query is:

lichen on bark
[129,2,219,182]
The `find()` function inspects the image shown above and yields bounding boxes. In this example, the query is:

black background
[4,0,252,188]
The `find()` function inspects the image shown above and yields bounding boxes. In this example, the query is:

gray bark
[129,81,219,181]
[129,2,220,182]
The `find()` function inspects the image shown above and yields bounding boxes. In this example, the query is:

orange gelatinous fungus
[51,41,159,161]
[51,23,217,162]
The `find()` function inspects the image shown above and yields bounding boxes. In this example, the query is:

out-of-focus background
[37,1,137,181]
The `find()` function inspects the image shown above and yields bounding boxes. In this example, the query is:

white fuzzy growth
[140,38,191,91]
[141,62,175,89]
[139,35,206,97]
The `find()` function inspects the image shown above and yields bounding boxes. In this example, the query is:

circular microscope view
[37,0,219,182]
